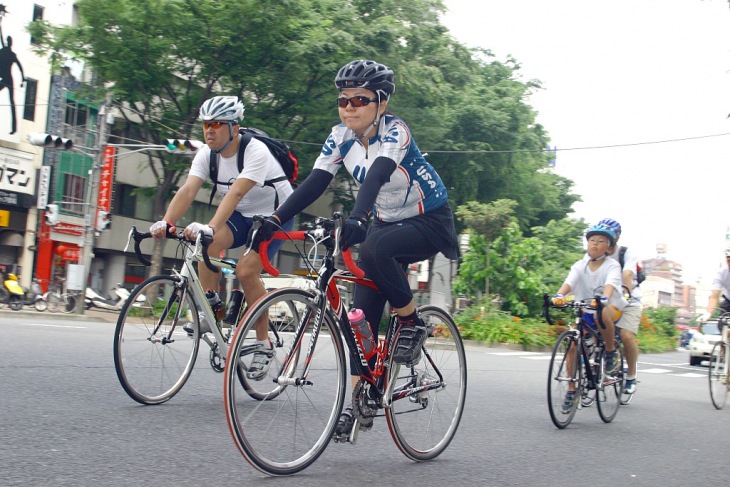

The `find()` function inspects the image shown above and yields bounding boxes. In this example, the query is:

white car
[688,321,722,366]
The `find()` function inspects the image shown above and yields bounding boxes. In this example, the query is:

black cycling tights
[352,220,439,332]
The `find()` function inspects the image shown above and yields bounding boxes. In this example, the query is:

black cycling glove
[340,217,368,251]
[249,216,280,253]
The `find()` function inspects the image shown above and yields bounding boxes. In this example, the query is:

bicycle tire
[709,341,729,410]
[596,347,622,423]
[236,297,303,401]
[43,292,61,313]
[385,305,467,461]
[113,275,200,405]
[225,288,346,476]
[547,330,581,428]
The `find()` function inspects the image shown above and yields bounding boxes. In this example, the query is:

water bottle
[205,289,225,321]
[348,308,376,361]
[224,289,244,326]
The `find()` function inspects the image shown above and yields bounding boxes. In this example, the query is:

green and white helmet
[199,96,244,122]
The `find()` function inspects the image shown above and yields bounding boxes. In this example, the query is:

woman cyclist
[252,59,459,435]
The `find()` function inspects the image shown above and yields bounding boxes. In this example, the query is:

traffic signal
[27,132,74,150]
[95,210,111,232]
[45,204,59,226]
[165,138,203,154]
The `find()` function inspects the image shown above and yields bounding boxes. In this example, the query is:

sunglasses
[202,121,230,130]
[337,96,377,108]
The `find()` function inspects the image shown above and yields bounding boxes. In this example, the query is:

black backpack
[208,127,298,208]
[618,246,646,285]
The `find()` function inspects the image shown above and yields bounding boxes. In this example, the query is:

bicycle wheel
[62,293,77,313]
[547,330,581,428]
[709,341,729,410]
[385,305,467,461]
[596,347,622,423]
[235,296,303,400]
[45,292,60,312]
[113,275,200,405]
[225,288,346,476]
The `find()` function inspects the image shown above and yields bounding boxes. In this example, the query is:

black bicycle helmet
[335,59,395,98]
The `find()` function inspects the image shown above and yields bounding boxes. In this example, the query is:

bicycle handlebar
[541,292,604,327]
[126,226,218,272]
[258,230,365,279]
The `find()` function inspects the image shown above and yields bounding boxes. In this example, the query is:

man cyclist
[150,95,293,380]
[591,218,642,395]
[698,248,730,323]
[552,223,627,412]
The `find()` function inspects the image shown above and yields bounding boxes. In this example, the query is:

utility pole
[73,97,112,314]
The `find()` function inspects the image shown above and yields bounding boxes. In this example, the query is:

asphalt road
[0,309,726,486]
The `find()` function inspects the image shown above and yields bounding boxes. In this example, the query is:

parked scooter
[85,283,144,311]
[21,279,47,311]
[2,273,25,311]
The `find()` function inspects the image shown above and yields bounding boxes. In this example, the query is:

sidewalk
[0,306,116,323]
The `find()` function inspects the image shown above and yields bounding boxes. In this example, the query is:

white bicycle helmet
[199,96,244,122]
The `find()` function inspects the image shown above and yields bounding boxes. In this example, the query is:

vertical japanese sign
[97,145,115,212]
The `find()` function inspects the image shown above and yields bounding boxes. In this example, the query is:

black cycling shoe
[333,407,355,441]
[392,319,427,366]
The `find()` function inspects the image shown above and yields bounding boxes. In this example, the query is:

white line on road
[25,323,87,329]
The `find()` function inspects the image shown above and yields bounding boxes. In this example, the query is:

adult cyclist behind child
[551,222,628,411]
[149,95,293,380]
[250,59,459,437]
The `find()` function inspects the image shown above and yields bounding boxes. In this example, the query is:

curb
[0,307,114,323]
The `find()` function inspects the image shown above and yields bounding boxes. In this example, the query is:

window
[23,78,37,121]
[31,5,45,45]
[61,173,86,217]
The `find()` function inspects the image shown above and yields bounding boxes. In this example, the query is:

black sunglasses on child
[337,96,377,108]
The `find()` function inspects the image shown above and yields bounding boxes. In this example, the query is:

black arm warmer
[350,156,397,221]
[274,168,333,224]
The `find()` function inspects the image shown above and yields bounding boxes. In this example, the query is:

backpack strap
[207,129,285,209]
[618,246,627,269]
[207,130,250,208]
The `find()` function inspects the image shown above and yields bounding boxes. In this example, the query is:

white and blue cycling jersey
[313,114,449,222]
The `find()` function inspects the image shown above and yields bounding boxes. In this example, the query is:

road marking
[25,323,87,329]
[490,351,544,356]
[670,373,706,378]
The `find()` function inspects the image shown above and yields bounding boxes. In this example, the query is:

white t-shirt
[564,257,627,311]
[710,266,730,298]
[582,246,642,305]
[188,136,293,217]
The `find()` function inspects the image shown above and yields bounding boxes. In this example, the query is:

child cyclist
[551,222,628,411]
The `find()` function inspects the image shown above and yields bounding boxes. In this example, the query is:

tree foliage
[454,215,586,317]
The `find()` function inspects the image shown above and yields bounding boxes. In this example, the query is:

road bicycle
[224,213,467,476]
[113,227,301,405]
[708,312,730,409]
[542,293,625,429]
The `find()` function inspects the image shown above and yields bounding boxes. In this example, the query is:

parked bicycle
[708,312,730,409]
[43,278,77,313]
[114,227,301,405]
[542,293,625,428]
[224,213,467,476]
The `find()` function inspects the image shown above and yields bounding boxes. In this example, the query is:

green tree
[28,0,580,281]
[454,215,585,317]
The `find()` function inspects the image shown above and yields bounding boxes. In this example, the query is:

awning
[0,231,24,247]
